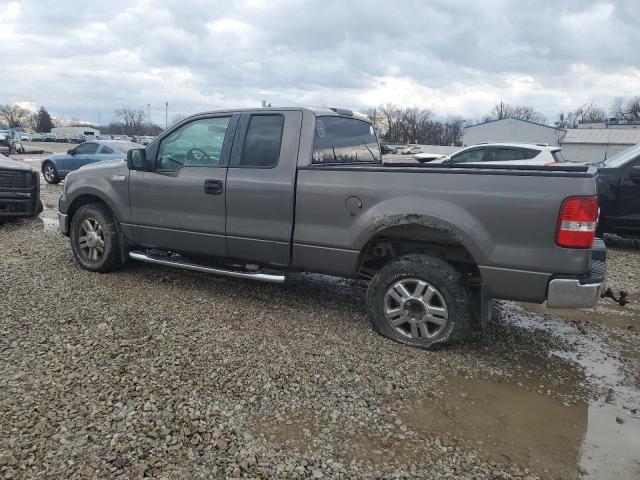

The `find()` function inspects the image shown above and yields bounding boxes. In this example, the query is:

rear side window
[551,150,566,162]
[312,116,381,164]
[240,115,284,167]
[101,146,114,154]
[521,148,540,160]
[75,143,98,155]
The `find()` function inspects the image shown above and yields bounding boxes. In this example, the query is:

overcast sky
[1,0,638,125]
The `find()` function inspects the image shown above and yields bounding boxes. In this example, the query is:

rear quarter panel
[293,167,597,301]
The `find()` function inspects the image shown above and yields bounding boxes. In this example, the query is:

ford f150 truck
[58,107,606,349]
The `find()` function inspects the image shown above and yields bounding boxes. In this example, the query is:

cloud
[0,0,638,124]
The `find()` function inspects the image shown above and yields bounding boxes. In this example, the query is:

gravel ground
[1,178,639,479]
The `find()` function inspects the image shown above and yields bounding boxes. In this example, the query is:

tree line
[3,96,640,145]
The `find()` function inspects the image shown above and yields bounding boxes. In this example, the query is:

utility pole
[98,112,101,129]
[147,103,151,124]
[165,101,168,129]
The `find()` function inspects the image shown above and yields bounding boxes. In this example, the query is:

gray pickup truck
[58,107,606,349]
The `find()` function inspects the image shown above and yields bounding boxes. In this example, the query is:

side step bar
[129,251,287,283]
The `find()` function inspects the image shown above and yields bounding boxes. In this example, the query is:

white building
[52,126,100,138]
[559,128,640,163]
[463,118,565,146]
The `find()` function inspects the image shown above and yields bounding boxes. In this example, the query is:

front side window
[157,117,230,169]
[75,143,98,155]
[100,146,114,154]
[239,115,284,167]
[312,116,381,164]
[450,148,484,163]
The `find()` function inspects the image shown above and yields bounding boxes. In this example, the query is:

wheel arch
[357,221,483,282]
[67,191,118,227]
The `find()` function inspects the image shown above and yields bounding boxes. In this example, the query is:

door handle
[204,179,224,195]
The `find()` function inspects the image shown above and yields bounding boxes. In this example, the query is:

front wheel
[366,255,473,349]
[70,203,122,272]
[42,162,60,184]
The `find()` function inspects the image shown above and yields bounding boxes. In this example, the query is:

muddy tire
[42,161,60,184]
[366,254,472,349]
[70,203,122,273]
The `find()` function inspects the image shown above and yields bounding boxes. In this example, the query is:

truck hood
[77,159,127,173]
[0,153,34,172]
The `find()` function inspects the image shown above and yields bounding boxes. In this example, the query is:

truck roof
[182,106,370,120]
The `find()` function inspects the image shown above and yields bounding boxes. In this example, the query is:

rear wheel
[70,203,122,272]
[42,162,60,184]
[366,254,473,349]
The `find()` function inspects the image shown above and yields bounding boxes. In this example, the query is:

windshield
[601,143,640,168]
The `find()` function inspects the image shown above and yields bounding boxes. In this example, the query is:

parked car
[380,144,396,155]
[413,152,447,163]
[31,133,44,141]
[0,131,10,155]
[595,143,640,237]
[58,107,605,350]
[43,133,57,142]
[432,143,567,166]
[0,153,42,219]
[19,133,33,142]
[399,145,423,155]
[41,140,143,184]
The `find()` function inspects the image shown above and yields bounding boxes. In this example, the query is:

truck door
[225,110,302,267]
[128,114,239,257]
[618,156,640,232]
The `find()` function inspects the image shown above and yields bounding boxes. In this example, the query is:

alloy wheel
[78,218,105,262]
[383,278,449,340]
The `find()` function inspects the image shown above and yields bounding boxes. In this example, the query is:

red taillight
[556,196,599,248]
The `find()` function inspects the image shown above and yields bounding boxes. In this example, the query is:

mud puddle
[525,302,640,332]
[506,302,640,479]
[398,376,586,479]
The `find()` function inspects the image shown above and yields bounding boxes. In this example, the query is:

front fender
[60,172,130,226]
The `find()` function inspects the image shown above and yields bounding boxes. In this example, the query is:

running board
[129,251,287,283]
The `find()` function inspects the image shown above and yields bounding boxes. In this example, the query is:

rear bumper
[546,239,606,308]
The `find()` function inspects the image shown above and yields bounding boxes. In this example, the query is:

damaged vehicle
[0,153,42,220]
[58,107,606,349]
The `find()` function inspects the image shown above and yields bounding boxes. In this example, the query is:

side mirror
[127,148,149,170]
[67,149,75,155]
[630,165,640,183]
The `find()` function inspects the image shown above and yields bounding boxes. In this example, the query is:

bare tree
[484,101,547,124]
[627,96,640,121]
[609,96,640,122]
[555,101,607,128]
[365,104,465,146]
[0,104,31,128]
[170,113,188,126]
[114,108,147,135]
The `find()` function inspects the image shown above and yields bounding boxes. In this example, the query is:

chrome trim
[547,278,604,308]
[129,251,287,283]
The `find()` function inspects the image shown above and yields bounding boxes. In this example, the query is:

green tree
[35,106,55,133]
